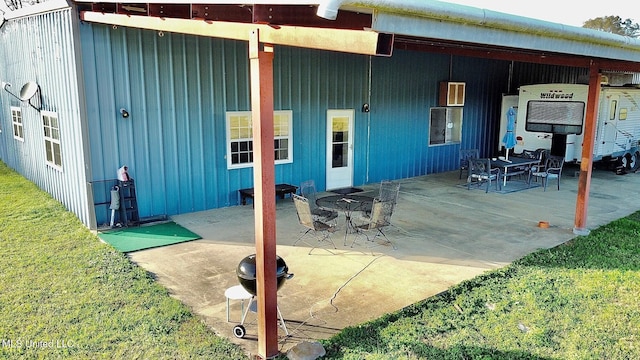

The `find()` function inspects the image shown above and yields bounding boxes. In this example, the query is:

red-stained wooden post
[573,61,601,235]
[249,29,278,358]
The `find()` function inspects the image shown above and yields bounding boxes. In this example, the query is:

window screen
[525,101,585,135]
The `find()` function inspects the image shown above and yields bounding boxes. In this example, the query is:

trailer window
[609,100,617,120]
[525,101,584,135]
[620,108,628,120]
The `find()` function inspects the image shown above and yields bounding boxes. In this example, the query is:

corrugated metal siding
[0,9,92,226]
[80,23,593,225]
[453,56,512,161]
[81,24,371,224]
[81,26,246,219]
[510,62,589,90]
[369,51,511,181]
[369,51,448,181]
[275,46,369,188]
[0,52,9,162]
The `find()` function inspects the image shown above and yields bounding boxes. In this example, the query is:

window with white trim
[42,111,62,169]
[226,110,293,169]
[11,107,24,141]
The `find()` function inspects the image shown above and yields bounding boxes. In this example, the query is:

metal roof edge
[379,13,640,63]
[352,0,640,51]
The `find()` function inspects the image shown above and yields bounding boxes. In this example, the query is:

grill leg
[277,305,289,336]
[239,297,255,325]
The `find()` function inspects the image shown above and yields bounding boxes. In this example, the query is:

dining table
[491,157,541,186]
[316,194,374,245]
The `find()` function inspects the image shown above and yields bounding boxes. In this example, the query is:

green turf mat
[98,221,201,252]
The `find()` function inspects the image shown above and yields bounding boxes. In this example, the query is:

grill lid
[236,254,292,295]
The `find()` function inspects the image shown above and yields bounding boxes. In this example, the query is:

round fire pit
[236,254,293,296]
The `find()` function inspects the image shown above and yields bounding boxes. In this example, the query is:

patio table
[491,157,541,186]
[316,194,374,245]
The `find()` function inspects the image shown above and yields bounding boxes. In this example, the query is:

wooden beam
[598,60,640,73]
[573,61,601,236]
[249,30,278,359]
[395,37,640,71]
[80,11,392,56]
[394,38,592,68]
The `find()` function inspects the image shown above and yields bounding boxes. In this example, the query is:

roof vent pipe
[317,0,345,20]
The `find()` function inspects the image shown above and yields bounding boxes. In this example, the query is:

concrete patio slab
[127,167,640,357]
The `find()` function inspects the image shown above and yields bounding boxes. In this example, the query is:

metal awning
[66,0,640,71]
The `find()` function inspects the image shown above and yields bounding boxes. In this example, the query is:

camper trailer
[500,84,640,171]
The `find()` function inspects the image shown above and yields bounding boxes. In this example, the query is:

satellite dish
[19,81,39,101]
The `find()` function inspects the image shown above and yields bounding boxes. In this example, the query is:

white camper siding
[511,84,640,165]
[512,84,588,154]
[0,9,93,227]
[594,89,640,160]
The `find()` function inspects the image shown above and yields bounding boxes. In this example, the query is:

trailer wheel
[631,152,640,172]
[623,153,638,171]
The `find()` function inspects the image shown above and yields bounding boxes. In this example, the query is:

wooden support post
[249,29,278,358]
[573,61,601,235]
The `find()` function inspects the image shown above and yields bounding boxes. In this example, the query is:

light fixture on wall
[362,103,370,112]
[1,81,42,110]
[120,108,129,118]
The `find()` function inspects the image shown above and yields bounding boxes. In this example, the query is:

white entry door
[326,109,354,190]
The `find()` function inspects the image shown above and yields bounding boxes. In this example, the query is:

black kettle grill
[232,254,293,338]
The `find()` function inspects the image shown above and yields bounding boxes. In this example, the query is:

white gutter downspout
[317,0,346,20]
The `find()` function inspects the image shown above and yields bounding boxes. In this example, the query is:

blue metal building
[0,1,639,229]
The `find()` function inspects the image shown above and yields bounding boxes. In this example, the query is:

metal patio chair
[363,180,401,224]
[300,179,339,222]
[292,194,339,255]
[467,158,501,193]
[378,180,401,206]
[528,155,565,191]
[352,198,397,250]
[459,149,480,179]
[512,149,544,181]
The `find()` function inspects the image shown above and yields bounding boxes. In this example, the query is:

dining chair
[512,149,544,181]
[467,158,501,193]
[352,198,397,250]
[459,149,480,179]
[292,194,338,255]
[534,149,550,169]
[300,179,339,222]
[528,155,565,191]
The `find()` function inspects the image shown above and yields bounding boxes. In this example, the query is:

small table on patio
[316,194,374,245]
[491,157,541,186]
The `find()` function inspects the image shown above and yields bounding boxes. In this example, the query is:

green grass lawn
[320,215,640,359]
[0,163,247,359]
[2,161,640,360]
